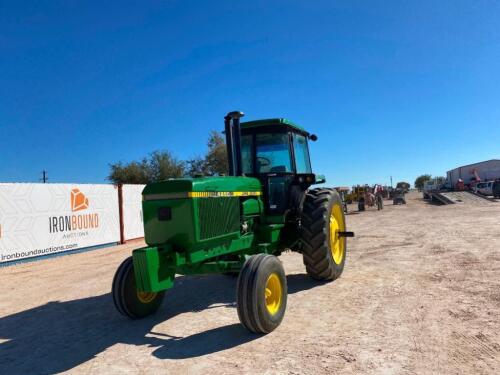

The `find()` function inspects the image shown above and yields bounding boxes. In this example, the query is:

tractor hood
[141,176,262,248]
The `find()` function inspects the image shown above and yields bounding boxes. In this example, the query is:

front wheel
[236,254,287,334]
[112,256,165,319]
[301,188,347,281]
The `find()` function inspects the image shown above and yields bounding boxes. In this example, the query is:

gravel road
[1,191,499,374]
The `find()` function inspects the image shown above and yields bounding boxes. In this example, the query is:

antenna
[40,170,48,183]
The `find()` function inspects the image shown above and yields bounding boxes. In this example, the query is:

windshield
[255,133,292,173]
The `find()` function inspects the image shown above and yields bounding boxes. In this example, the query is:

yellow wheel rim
[137,290,157,304]
[265,273,282,315]
[329,204,346,264]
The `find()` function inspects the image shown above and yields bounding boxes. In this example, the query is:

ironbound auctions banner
[122,184,146,241]
[0,183,120,263]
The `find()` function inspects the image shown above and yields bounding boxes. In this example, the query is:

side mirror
[309,134,318,141]
[315,174,326,184]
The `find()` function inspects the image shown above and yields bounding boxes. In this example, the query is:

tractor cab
[235,118,322,216]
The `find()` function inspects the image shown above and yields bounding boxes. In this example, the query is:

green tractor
[112,111,354,333]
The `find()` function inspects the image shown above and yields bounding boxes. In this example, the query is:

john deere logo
[49,187,98,234]
[71,188,89,212]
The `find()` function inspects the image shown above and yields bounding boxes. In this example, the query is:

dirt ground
[1,191,499,374]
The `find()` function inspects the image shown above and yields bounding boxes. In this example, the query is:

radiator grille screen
[198,197,239,240]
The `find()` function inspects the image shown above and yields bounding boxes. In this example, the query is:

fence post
[118,184,125,244]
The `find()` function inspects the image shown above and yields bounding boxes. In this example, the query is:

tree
[204,131,228,175]
[186,131,228,177]
[108,160,150,184]
[147,150,185,181]
[414,174,432,190]
[108,150,185,184]
[108,131,228,183]
[186,156,207,177]
[434,176,446,184]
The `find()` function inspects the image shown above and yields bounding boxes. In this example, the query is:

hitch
[338,231,355,238]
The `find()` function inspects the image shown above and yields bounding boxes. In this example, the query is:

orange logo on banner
[71,188,89,212]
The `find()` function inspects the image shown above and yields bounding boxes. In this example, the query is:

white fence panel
[122,184,145,241]
[0,183,120,263]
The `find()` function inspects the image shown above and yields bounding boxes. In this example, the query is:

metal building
[446,159,500,187]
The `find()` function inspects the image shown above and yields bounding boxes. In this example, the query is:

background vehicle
[396,182,410,193]
[345,185,367,204]
[112,111,354,334]
[423,179,442,199]
[473,181,494,196]
[358,186,383,211]
[393,188,406,205]
[494,181,500,198]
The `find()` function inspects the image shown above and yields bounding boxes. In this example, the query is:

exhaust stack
[224,111,245,176]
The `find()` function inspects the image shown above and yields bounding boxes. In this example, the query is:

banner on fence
[122,184,145,241]
[0,183,120,263]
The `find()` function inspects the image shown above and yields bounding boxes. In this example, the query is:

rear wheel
[301,188,347,281]
[236,254,287,333]
[358,199,365,211]
[112,256,165,319]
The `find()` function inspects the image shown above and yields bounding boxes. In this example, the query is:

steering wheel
[257,157,271,167]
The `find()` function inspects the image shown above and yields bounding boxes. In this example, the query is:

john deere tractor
[112,111,354,333]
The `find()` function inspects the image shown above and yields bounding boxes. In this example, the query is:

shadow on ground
[0,272,326,373]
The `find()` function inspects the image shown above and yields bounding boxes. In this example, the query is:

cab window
[255,133,292,173]
[293,134,312,173]
[241,134,253,175]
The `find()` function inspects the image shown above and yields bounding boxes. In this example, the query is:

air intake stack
[224,111,245,176]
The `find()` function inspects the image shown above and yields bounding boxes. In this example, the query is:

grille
[198,197,239,240]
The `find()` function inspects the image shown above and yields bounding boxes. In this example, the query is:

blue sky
[1,0,499,186]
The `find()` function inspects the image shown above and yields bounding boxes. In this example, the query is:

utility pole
[41,170,48,183]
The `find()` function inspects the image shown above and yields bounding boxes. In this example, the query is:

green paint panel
[143,176,262,196]
[259,224,284,243]
[133,246,174,292]
[143,198,195,247]
[242,197,263,216]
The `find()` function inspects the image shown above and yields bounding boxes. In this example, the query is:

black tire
[300,188,347,281]
[236,254,287,334]
[358,199,365,211]
[112,256,165,319]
